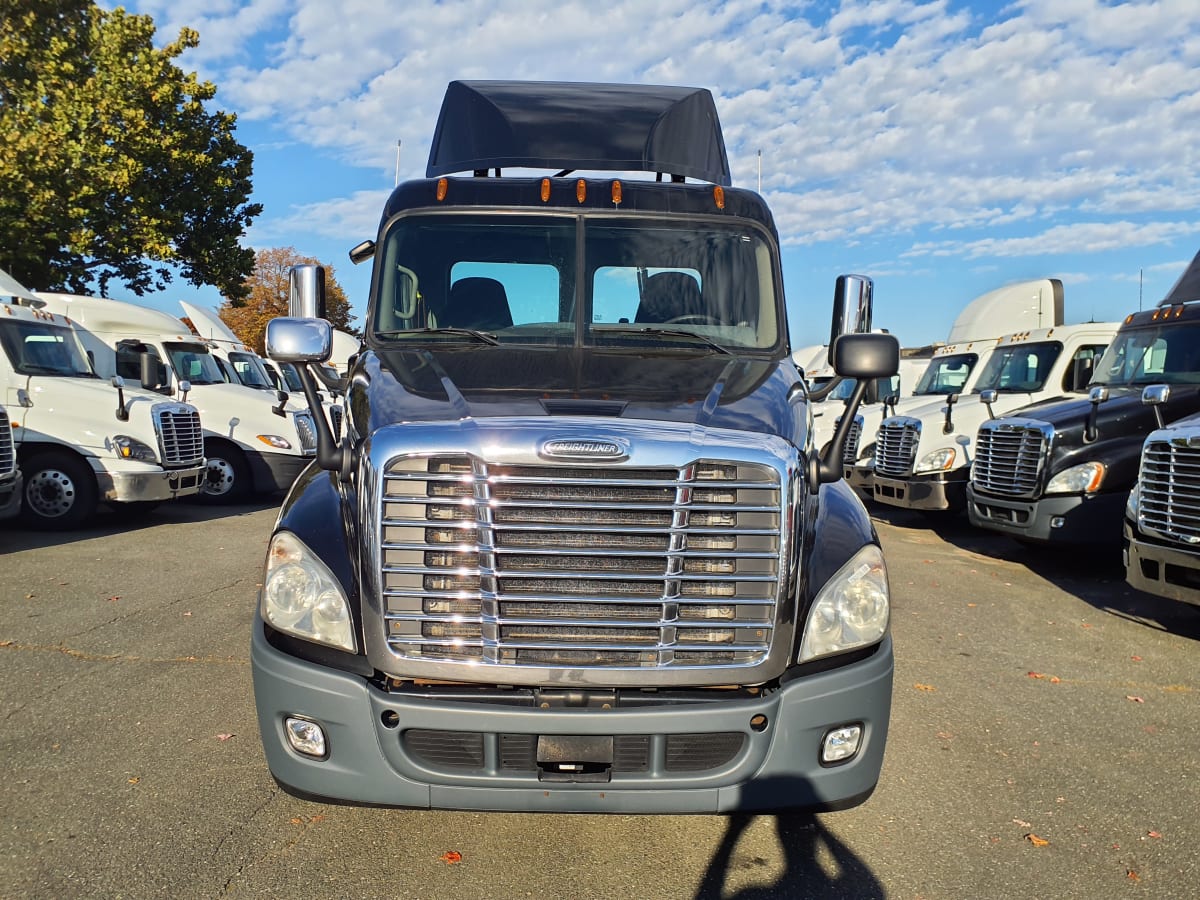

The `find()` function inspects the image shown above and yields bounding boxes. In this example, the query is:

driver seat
[635,272,703,324]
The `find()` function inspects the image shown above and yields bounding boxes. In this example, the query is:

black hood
[349,345,806,445]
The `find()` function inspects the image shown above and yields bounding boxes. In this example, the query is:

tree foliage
[0,1,261,298]
[219,247,356,355]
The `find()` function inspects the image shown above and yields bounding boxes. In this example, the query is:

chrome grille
[1138,437,1200,544]
[972,420,1049,497]
[379,455,783,670]
[0,406,14,479]
[294,413,317,454]
[875,418,920,476]
[153,404,204,467]
[842,415,863,464]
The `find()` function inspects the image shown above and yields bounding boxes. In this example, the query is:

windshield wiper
[377,328,500,346]
[601,325,731,355]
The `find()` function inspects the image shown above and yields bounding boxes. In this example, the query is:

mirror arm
[295,363,351,479]
[808,378,869,490]
[271,389,288,418]
[807,376,846,402]
[942,393,958,434]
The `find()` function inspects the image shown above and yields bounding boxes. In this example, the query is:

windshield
[163,341,226,385]
[0,319,95,377]
[973,342,1062,393]
[828,375,898,402]
[914,352,979,395]
[228,350,275,390]
[278,362,304,392]
[1091,321,1200,386]
[372,213,780,352]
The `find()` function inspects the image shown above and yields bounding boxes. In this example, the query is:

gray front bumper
[0,472,22,521]
[252,624,893,813]
[966,486,1126,544]
[873,470,967,512]
[96,463,205,503]
[1123,520,1200,607]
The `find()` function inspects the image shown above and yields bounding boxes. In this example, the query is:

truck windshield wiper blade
[376,328,500,345]
[602,325,731,355]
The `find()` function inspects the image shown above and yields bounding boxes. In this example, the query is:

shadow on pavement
[694,793,883,899]
[870,503,1200,642]
[0,495,281,555]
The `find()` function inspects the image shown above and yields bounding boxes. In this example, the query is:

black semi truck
[252,81,899,813]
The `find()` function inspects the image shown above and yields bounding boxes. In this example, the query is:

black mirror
[139,352,161,391]
[831,332,899,379]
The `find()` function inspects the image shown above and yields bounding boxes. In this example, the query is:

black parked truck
[252,81,899,813]
[967,249,1200,546]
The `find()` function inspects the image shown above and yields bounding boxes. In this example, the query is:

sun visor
[426,81,731,186]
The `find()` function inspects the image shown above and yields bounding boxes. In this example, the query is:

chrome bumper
[96,463,206,502]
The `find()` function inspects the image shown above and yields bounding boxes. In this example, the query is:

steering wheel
[663,314,721,326]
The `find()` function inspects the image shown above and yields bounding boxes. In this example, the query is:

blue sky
[116,0,1200,351]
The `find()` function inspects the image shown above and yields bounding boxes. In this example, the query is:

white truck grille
[378,455,783,669]
[0,406,15,479]
[153,405,204,467]
[875,419,919,476]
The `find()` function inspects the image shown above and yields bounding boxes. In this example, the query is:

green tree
[220,246,356,355]
[0,1,261,299]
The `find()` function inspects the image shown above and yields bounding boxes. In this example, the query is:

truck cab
[32,292,319,503]
[968,254,1200,544]
[870,320,1116,513]
[1,270,205,527]
[253,81,899,813]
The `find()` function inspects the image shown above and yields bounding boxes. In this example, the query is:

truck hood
[11,375,178,450]
[355,346,805,445]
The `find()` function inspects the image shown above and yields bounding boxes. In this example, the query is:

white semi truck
[1,271,205,528]
[33,292,318,503]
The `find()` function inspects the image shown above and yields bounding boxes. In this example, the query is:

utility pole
[394,140,402,187]
[1139,267,1143,311]
[757,150,762,194]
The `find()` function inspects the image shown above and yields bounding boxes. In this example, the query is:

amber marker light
[713,185,726,209]
[436,178,448,201]
[540,178,551,202]
[611,180,623,205]
[576,179,587,203]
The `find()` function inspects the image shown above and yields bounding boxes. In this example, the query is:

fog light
[821,725,863,764]
[1050,516,1065,529]
[284,716,328,758]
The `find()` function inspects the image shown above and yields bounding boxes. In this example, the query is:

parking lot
[1,499,1198,899]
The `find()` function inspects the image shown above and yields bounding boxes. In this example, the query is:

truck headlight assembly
[257,434,294,450]
[798,544,890,663]
[1045,461,1105,495]
[262,531,355,651]
[914,447,955,474]
[1126,483,1139,518]
[112,435,158,463]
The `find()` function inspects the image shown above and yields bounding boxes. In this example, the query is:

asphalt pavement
[1,498,1197,899]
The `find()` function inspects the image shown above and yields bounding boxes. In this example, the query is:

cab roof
[426,81,731,186]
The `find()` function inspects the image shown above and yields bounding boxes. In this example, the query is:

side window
[592,267,702,324]
[1062,344,1106,392]
[447,262,560,328]
[115,343,142,381]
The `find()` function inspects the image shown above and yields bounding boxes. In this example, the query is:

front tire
[20,451,99,530]
[198,441,252,503]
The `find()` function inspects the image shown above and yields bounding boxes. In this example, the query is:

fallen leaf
[1131,655,1143,662]
[25,593,34,599]
[440,850,463,865]
[1147,830,1162,839]
[1049,676,1061,684]
[183,611,193,617]
[913,683,937,692]
[1126,696,1145,704]
[1081,623,1093,629]
[290,817,303,825]
[127,777,140,785]
[1127,870,1140,881]
[1013,818,1032,828]
[1027,672,1046,679]
[217,733,235,741]
[966,602,977,608]
[106,596,120,602]
[1025,833,1049,847]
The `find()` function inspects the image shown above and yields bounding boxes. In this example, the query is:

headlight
[799,544,890,663]
[262,531,355,651]
[914,447,955,474]
[257,434,293,449]
[1045,461,1105,494]
[112,435,158,462]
